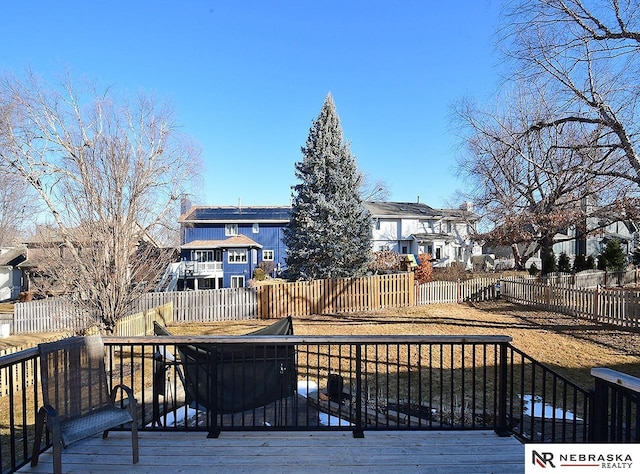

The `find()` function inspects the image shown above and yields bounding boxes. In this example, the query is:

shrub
[572,254,587,273]
[558,252,571,273]
[368,250,401,273]
[599,239,626,271]
[542,251,557,275]
[253,267,266,281]
[415,254,434,284]
[258,261,275,275]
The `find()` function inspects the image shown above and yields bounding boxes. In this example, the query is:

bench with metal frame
[31,335,139,474]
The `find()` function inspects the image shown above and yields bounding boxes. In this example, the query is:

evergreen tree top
[284,94,372,281]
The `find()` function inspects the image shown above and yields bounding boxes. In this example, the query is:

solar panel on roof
[189,207,291,220]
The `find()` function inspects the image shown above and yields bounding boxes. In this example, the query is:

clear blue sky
[1,1,502,209]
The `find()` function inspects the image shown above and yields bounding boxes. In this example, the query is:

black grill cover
[154,317,296,414]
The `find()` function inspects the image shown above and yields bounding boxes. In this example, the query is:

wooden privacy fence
[414,277,500,305]
[501,279,640,329]
[256,273,415,319]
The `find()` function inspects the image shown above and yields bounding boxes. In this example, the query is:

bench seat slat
[62,407,134,447]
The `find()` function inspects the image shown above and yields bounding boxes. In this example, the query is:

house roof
[364,202,478,220]
[180,206,292,224]
[0,246,27,267]
[182,235,263,250]
[179,202,477,224]
[24,223,161,248]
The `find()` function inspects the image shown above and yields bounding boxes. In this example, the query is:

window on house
[193,250,214,262]
[228,249,247,263]
[446,221,452,233]
[375,219,381,230]
[225,224,238,236]
[252,223,259,233]
[435,247,441,259]
[230,275,245,288]
[456,247,463,260]
[262,249,274,261]
[402,246,408,254]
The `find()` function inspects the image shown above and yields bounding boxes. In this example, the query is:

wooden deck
[20,430,524,473]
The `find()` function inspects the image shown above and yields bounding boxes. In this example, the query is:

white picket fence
[11,288,258,334]
[8,271,638,335]
[137,287,258,322]
[414,277,501,305]
[13,297,98,334]
[501,279,640,328]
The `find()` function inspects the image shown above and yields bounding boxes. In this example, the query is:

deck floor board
[20,430,524,473]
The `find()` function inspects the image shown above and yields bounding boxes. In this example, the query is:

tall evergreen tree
[284,94,372,280]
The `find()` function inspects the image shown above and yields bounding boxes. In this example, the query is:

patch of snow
[522,395,581,420]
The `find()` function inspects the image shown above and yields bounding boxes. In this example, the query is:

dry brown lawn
[2,300,639,389]
[164,300,640,390]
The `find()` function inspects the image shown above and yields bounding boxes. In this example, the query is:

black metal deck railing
[591,368,640,443]
[1,334,638,474]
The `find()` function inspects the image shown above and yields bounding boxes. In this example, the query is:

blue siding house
[176,203,290,290]
[162,199,481,291]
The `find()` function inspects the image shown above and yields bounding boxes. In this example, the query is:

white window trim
[252,223,259,233]
[230,275,245,288]
[228,249,247,263]
[225,223,238,236]
[262,249,274,261]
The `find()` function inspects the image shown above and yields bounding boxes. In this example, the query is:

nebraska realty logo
[525,444,636,473]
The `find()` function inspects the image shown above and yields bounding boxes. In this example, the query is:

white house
[0,247,27,302]
[364,201,482,269]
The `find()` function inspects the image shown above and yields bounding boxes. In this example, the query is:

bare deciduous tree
[0,99,40,246]
[0,72,201,332]
[504,0,640,187]
[360,174,391,201]
[0,171,39,247]
[455,85,624,271]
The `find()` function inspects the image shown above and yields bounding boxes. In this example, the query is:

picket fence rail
[414,277,500,304]
[501,279,640,328]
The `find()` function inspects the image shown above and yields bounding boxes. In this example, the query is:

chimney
[180,196,192,215]
[459,201,473,212]
[417,195,420,204]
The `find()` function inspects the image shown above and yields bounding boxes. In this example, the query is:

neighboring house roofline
[412,233,457,243]
[0,246,27,267]
[364,201,479,221]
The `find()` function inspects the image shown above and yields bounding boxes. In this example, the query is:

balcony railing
[180,261,223,277]
[2,335,637,474]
